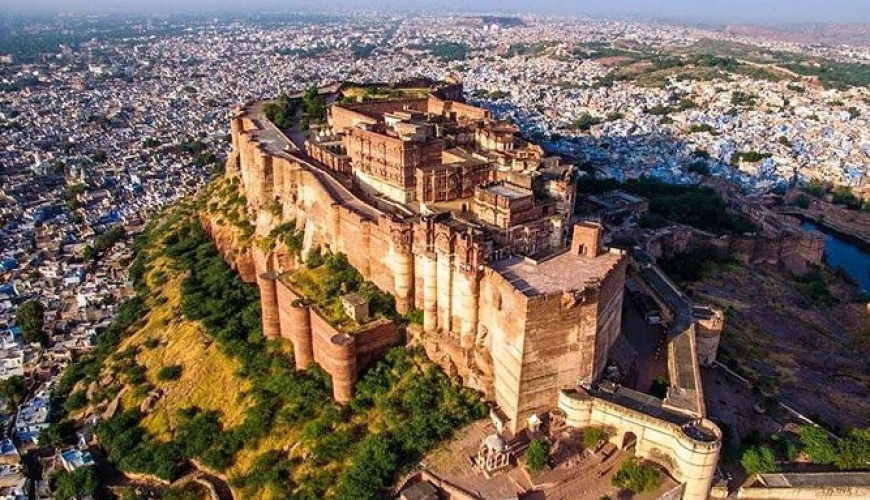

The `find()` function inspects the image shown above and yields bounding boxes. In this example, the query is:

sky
[3,0,870,24]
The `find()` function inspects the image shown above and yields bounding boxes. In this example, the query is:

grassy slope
[91,176,484,500]
[117,258,253,441]
[89,194,272,497]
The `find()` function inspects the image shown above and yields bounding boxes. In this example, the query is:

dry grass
[108,255,254,441]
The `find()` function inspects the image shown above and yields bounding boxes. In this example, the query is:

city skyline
[1,9,869,500]
[3,0,870,24]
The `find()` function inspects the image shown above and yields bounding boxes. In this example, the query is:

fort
[223,80,724,500]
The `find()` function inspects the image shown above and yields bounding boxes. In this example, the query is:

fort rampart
[558,389,721,500]
[264,274,400,402]
[645,223,824,275]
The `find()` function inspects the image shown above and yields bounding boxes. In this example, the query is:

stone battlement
[266,273,400,402]
[559,388,721,500]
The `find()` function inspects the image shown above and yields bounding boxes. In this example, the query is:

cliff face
[201,212,257,283]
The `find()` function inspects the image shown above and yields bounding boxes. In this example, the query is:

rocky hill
[59,172,485,500]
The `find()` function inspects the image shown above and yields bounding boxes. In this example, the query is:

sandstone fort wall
[559,389,721,500]
[273,278,400,402]
[646,225,824,275]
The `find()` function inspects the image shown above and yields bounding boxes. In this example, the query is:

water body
[801,221,870,293]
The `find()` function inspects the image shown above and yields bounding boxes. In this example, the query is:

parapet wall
[559,389,721,500]
[737,474,870,500]
[273,278,400,402]
[645,224,824,275]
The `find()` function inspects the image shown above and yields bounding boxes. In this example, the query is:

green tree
[16,300,48,346]
[687,160,711,176]
[169,483,211,500]
[51,466,101,500]
[526,438,550,472]
[82,245,97,262]
[612,458,662,493]
[174,408,222,458]
[0,376,26,412]
[798,425,836,464]
[92,149,108,163]
[805,179,829,198]
[794,194,812,209]
[582,427,609,449]
[834,428,870,470]
[64,390,88,412]
[570,113,602,131]
[678,98,698,110]
[157,365,183,381]
[334,434,399,500]
[41,419,77,448]
[63,183,86,210]
[741,445,778,475]
[302,86,326,124]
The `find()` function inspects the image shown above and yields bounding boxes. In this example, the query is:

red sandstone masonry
[257,273,281,340]
[274,279,400,402]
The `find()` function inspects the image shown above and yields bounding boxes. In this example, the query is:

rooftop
[588,191,646,209]
[491,249,624,296]
[481,183,532,200]
[750,472,870,489]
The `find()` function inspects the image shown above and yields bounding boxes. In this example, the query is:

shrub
[798,425,836,464]
[613,458,662,493]
[404,308,424,325]
[526,439,550,472]
[650,376,669,399]
[305,245,324,268]
[834,428,870,470]
[793,269,837,308]
[582,427,609,449]
[157,365,183,382]
[741,445,778,475]
[637,213,670,230]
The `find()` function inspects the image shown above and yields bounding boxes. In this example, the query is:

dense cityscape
[0,8,869,500]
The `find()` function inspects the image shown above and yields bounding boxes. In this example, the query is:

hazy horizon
[2,0,870,25]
